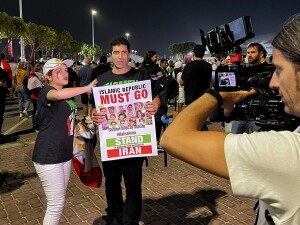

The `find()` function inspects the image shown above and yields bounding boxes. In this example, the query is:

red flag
[7,38,13,57]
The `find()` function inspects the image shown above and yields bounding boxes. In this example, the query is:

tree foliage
[169,42,197,58]
[0,12,104,60]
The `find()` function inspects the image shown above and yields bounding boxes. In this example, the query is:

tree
[23,22,39,60]
[36,25,57,57]
[56,30,73,59]
[169,42,197,59]
[68,40,83,60]
[0,12,27,53]
[94,44,103,60]
[79,43,96,58]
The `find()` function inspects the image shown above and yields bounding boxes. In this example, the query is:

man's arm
[160,89,256,179]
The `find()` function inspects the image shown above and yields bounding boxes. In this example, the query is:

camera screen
[217,71,236,87]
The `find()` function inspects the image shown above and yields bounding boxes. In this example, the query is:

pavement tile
[0,100,257,224]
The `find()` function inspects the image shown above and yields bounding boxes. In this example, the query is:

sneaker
[157,145,165,152]
[23,110,31,118]
[19,113,23,117]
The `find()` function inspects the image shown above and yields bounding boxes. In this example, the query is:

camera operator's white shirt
[224,130,300,225]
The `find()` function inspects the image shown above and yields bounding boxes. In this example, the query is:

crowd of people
[1,13,300,225]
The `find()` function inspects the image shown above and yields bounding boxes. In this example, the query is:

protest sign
[93,80,158,161]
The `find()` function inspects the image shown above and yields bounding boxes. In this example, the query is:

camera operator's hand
[220,89,257,116]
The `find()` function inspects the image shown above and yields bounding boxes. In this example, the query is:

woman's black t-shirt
[96,67,142,86]
[32,85,77,164]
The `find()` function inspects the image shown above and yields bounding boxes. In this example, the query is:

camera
[200,16,254,53]
[201,17,300,131]
[212,63,275,91]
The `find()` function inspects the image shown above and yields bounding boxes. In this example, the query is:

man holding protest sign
[92,37,161,225]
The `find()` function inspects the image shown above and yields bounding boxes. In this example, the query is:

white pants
[34,160,72,225]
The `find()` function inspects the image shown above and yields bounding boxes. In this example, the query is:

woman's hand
[86,79,98,94]
[75,115,86,122]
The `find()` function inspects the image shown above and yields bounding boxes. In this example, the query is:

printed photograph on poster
[93,80,158,161]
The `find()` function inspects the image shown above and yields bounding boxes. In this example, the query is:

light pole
[125,32,130,40]
[19,0,25,62]
[91,9,97,61]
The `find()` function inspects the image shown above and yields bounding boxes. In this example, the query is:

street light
[125,32,130,40]
[91,9,97,60]
[19,0,25,62]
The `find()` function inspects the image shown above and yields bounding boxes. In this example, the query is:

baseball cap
[174,61,183,69]
[43,58,74,74]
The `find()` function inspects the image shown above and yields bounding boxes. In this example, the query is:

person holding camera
[229,42,269,134]
[160,14,300,224]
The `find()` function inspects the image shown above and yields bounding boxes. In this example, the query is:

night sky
[1,0,300,59]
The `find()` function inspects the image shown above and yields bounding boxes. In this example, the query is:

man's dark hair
[247,42,267,58]
[110,37,130,52]
[160,58,168,64]
[192,45,205,58]
[0,52,5,60]
[100,55,107,64]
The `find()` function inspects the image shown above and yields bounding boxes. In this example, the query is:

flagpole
[19,0,25,62]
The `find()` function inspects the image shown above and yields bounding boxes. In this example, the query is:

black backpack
[165,76,179,99]
[138,67,167,99]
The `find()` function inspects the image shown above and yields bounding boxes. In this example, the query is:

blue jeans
[16,87,31,112]
[231,120,261,134]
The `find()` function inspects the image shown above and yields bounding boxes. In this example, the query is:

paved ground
[0,97,256,225]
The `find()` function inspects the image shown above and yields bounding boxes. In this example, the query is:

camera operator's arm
[160,89,256,178]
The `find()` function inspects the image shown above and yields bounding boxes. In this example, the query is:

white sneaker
[23,110,31,118]
[19,113,23,117]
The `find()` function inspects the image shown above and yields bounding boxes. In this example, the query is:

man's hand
[144,101,159,116]
[0,80,7,88]
[92,110,106,126]
[220,89,257,116]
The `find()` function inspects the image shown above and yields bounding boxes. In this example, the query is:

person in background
[0,52,13,97]
[0,60,12,143]
[180,44,212,130]
[91,55,111,82]
[141,52,167,149]
[9,56,18,98]
[161,13,300,224]
[229,43,268,134]
[78,57,93,115]
[28,63,45,131]
[167,60,175,75]
[14,62,31,117]
[32,58,97,225]
[159,58,169,77]
[91,37,160,225]
[174,61,185,113]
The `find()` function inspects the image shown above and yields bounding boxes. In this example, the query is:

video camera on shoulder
[212,68,239,91]
[213,63,275,91]
[201,17,300,131]
[200,16,254,54]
